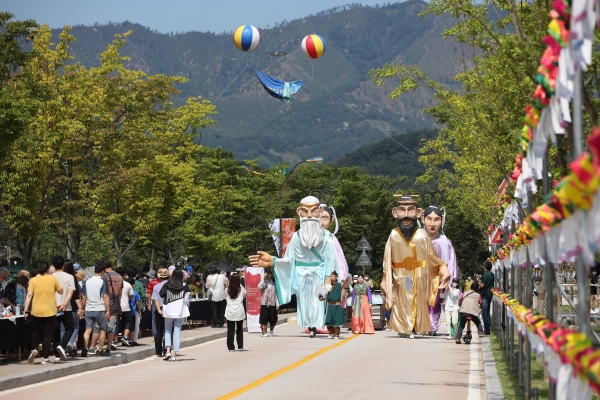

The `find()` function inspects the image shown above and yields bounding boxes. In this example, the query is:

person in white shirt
[225,273,246,351]
[206,270,227,328]
[117,267,134,346]
[441,278,461,340]
[52,255,77,361]
[159,270,190,361]
[80,264,110,357]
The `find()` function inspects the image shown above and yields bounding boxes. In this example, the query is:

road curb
[481,337,505,400]
[0,317,291,391]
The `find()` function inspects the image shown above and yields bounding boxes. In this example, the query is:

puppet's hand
[438,265,451,289]
[248,251,273,268]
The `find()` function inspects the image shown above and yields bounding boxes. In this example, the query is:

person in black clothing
[478,261,494,335]
[63,262,83,356]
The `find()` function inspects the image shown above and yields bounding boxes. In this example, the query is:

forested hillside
[52,2,461,165]
[334,129,438,188]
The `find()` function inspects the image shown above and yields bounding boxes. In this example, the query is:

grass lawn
[489,333,549,399]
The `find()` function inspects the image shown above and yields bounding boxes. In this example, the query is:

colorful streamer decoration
[301,34,326,59]
[233,25,261,52]
[488,126,600,263]
[493,289,600,394]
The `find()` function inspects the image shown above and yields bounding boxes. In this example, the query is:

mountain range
[53,1,461,166]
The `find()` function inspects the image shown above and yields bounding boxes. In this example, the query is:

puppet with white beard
[249,196,339,337]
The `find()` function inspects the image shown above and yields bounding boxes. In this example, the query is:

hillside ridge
[52,2,460,165]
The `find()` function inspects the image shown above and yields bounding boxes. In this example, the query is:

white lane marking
[468,335,482,400]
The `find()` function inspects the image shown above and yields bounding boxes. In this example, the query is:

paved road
[1,320,485,399]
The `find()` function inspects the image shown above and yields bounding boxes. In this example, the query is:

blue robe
[274,230,338,328]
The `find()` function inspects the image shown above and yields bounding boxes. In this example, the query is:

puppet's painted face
[320,209,332,230]
[392,205,422,226]
[423,212,443,238]
[297,205,321,219]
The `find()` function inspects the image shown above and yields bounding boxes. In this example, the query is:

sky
[4,0,395,34]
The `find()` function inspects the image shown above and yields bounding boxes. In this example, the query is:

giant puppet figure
[381,194,450,338]
[249,195,338,338]
[421,191,459,335]
[303,192,350,335]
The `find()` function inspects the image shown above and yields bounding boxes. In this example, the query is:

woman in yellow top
[24,262,63,365]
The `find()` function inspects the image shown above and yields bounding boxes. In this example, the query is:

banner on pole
[269,218,296,256]
[245,267,264,333]
[281,218,296,256]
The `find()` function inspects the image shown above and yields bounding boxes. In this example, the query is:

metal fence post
[543,147,557,400]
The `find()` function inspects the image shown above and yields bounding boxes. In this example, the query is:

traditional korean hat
[393,193,419,206]
[299,195,320,207]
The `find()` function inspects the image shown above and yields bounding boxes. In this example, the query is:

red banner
[281,218,296,256]
[244,267,263,333]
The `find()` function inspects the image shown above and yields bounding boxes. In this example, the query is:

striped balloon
[301,34,326,59]
[233,25,261,52]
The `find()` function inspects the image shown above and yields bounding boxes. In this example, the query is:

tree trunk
[167,243,175,266]
[111,226,137,269]
[149,247,155,271]
[72,232,81,264]
[16,237,35,272]
[113,227,123,268]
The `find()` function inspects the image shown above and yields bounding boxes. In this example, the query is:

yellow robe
[382,228,447,335]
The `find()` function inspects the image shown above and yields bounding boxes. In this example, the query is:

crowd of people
[0,256,210,364]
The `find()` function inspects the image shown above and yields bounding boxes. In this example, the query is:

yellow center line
[216,334,360,400]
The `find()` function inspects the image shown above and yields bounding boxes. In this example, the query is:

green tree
[0,12,39,165]
[370,0,600,234]
[0,25,76,269]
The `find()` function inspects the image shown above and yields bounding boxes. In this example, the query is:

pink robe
[428,234,458,332]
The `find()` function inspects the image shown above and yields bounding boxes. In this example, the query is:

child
[225,273,246,351]
[441,278,461,340]
[258,268,279,337]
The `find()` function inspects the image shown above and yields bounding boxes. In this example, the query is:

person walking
[24,262,63,364]
[351,274,375,335]
[51,255,77,361]
[324,271,346,339]
[61,262,84,357]
[116,267,134,347]
[80,263,111,357]
[101,259,123,351]
[159,270,190,361]
[126,277,142,346]
[441,278,461,340]
[258,268,279,337]
[478,261,494,335]
[225,273,246,351]
[207,269,227,328]
[151,267,170,357]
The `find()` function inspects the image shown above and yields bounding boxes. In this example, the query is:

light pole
[241,164,264,176]
[278,157,324,257]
